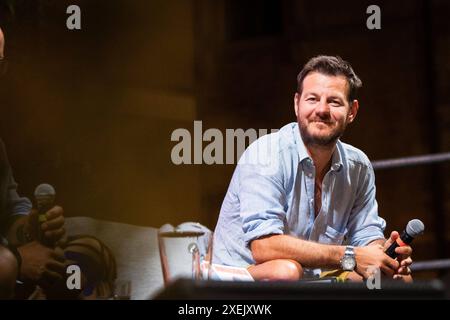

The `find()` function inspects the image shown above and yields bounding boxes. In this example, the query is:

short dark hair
[296,55,362,103]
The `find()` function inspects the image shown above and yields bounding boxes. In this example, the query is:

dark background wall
[0,0,449,274]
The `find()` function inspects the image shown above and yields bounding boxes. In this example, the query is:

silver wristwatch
[340,245,356,271]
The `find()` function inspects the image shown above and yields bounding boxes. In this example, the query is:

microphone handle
[36,203,52,245]
[385,231,414,258]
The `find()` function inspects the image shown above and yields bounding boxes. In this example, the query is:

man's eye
[306,97,317,102]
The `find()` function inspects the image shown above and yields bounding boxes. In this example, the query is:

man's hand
[17,241,67,289]
[354,245,399,278]
[26,206,66,244]
[384,231,413,282]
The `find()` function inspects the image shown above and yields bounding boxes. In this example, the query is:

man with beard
[213,55,413,282]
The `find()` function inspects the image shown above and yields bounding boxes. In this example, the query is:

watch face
[342,256,356,271]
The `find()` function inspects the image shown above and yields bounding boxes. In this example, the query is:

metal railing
[411,259,450,272]
[371,151,450,273]
[372,152,450,171]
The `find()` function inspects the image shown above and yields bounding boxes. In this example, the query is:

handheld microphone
[34,183,56,244]
[385,219,424,258]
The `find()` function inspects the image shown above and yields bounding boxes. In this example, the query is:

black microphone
[34,183,56,244]
[385,219,424,258]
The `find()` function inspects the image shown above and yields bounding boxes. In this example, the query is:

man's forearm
[250,234,346,269]
[6,215,31,246]
[369,238,386,246]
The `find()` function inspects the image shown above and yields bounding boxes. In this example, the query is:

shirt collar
[293,122,343,172]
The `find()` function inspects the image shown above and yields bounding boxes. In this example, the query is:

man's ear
[294,92,300,117]
[347,99,359,123]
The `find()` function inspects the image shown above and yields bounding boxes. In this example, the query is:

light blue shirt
[213,122,386,270]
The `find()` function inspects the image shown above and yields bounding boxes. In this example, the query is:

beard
[299,119,347,147]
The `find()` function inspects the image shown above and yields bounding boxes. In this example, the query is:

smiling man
[213,55,413,282]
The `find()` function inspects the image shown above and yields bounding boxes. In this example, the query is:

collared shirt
[213,122,386,271]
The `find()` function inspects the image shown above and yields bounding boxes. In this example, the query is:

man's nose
[315,99,330,116]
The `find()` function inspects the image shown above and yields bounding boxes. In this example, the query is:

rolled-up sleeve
[0,140,32,233]
[347,164,386,247]
[239,157,287,247]
[6,168,32,217]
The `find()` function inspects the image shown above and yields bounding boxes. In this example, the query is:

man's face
[294,72,358,147]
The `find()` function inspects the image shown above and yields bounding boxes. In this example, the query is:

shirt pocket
[319,225,346,245]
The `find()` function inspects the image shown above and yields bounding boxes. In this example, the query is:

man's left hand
[384,231,413,282]
[27,206,65,244]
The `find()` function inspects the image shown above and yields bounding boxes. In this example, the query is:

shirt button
[332,163,341,171]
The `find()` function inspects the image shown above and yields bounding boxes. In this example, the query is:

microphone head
[34,183,55,198]
[406,219,425,237]
[34,183,56,208]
